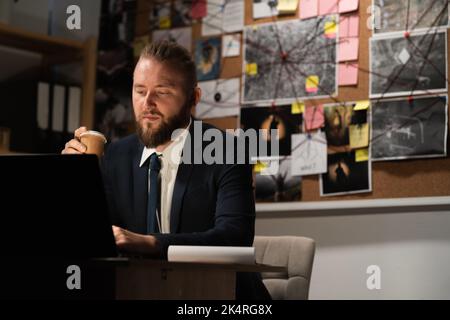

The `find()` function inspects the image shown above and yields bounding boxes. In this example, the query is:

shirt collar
[139,118,192,167]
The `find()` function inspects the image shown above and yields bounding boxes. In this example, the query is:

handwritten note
[291,131,327,176]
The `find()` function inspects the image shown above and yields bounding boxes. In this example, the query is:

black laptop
[0,154,117,258]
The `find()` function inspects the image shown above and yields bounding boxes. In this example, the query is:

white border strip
[256,196,450,212]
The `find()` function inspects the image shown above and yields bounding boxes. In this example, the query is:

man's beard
[136,107,190,148]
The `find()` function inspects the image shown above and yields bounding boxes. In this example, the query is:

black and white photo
[370,30,448,98]
[371,95,448,161]
[242,16,337,105]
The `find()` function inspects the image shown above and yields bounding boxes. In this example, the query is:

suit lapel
[170,163,194,233]
[170,119,200,233]
[132,140,148,234]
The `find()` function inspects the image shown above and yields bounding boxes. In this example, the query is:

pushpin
[404,31,410,38]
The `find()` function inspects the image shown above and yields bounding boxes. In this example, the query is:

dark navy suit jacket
[101,121,270,300]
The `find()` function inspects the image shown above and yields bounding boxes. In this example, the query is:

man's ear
[193,86,201,106]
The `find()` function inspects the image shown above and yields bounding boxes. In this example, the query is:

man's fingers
[112,225,121,236]
[65,139,87,153]
[74,126,88,140]
[62,147,82,155]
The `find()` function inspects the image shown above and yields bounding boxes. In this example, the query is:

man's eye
[136,90,146,96]
[157,91,170,95]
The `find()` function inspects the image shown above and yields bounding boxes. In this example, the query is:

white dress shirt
[139,119,191,233]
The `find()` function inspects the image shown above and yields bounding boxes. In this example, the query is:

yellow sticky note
[254,161,267,173]
[291,102,305,114]
[324,20,337,37]
[350,123,369,149]
[355,148,369,162]
[306,75,319,93]
[277,0,299,14]
[354,100,370,111]
[246,63,258,76]
[159,16,171,29]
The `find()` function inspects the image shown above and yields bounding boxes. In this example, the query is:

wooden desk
[92,258,285,300]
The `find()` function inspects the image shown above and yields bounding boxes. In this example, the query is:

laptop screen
[0,154,117,258]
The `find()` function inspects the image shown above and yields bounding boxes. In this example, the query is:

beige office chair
[253,236,315,300]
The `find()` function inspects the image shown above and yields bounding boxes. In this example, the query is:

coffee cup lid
[80,130,107,143]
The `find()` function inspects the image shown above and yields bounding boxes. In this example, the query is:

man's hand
[112,225,160,255]
[61,126,88,154]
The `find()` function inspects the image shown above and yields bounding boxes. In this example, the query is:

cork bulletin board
[135,0,450,202]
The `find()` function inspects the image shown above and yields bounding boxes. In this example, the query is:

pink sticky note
[300,0,318,19]
[338,37,359,61]
[319,0,338,16]
[304,105,325,130]
[339,13,359,37]
[338,62,358,86]
[339,0,359,13]
[191,0,207,19]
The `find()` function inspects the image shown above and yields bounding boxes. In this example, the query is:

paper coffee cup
[80,130,107,158]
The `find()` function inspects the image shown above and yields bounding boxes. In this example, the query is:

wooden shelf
[0,22,83,60]
[0,22,97,129]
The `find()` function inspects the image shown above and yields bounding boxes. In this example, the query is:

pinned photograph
[242,16,337,105]
[253,0,279,19]
[323,103,354,153]
[172,0,193,28]
[254,157,302,202]
[152,27,192,53]
[240,105,303,156]
[373,0,449,34]
[371,95,448,161]
[149,1,172,30]
[195,78,240,119]
[370,30,448,98]
[195,37,221,81]
[320,151,371,196]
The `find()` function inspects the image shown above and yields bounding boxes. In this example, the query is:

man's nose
[144,92,157,108]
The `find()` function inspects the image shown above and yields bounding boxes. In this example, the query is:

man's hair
[139,40,197,106]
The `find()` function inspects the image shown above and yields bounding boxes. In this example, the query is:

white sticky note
[291,131,327,176]
[222,33,241,57]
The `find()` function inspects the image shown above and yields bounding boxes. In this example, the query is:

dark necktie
[147,152,161,234]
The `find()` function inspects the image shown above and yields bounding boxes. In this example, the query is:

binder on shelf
[52,85,65,133]
[36,82,49,130]
[67,86,81,133]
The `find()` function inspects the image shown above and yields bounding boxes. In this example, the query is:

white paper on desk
[152,27,192,53]
[196,78,240,119]
[52,85,65,133]
[253,0,278,19]
[168,246,255,264]
[223,0,244,33]
[202,0,224,36]
[291,131,327,176]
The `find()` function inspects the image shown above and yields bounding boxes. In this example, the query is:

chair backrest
[253,236,315,300]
